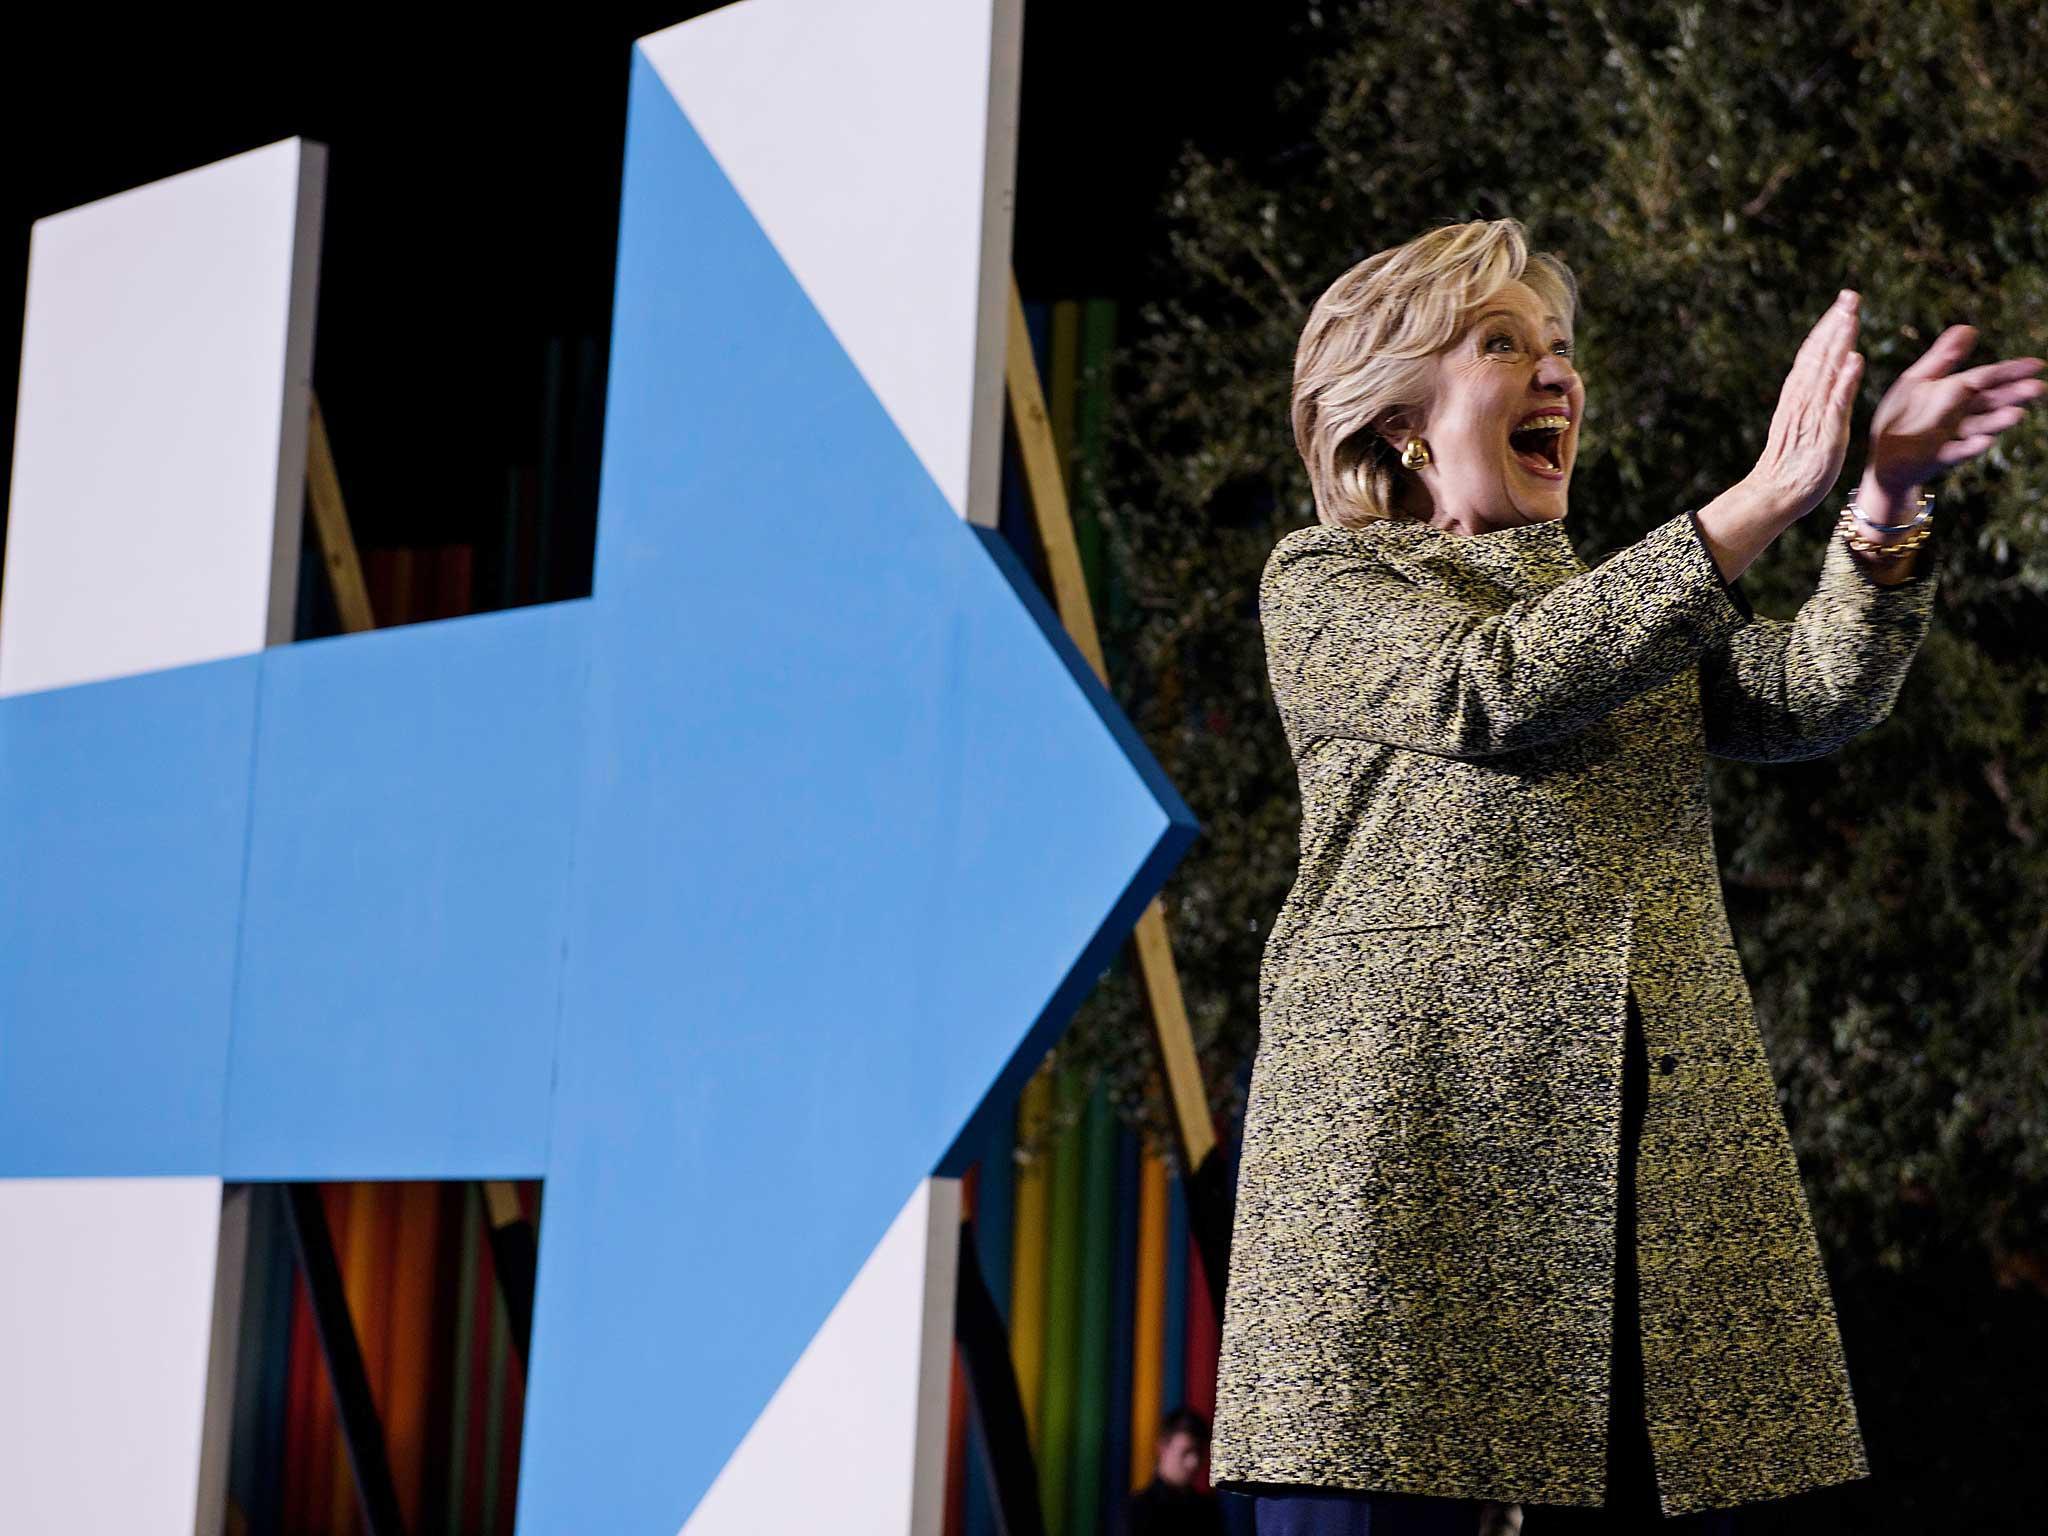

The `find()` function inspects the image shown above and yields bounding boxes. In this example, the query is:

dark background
[0,4,1302,596]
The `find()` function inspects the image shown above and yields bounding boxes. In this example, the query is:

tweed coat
[1209,505,1945,1518]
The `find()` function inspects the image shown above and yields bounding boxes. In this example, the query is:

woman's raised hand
[1747,290,1866,521]
[1863,325,2046,495]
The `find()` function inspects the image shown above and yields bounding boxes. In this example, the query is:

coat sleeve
[1260,506,1753,759]
[1696,521,1945,764]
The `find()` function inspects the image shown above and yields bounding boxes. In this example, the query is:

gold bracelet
[1836,505,1932,561]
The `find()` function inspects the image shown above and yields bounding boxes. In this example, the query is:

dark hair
[1159,1406,1210,1445]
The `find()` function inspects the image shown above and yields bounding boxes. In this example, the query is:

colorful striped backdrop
[946,1055,1238,1536]
[226,1180,538,1536]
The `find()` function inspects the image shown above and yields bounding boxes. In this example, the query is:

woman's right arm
[1689,289,1868,583]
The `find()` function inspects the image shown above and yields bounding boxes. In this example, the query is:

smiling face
[1385,278,1583,533]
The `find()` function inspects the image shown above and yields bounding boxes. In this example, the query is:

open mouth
[1508,414,1570,477]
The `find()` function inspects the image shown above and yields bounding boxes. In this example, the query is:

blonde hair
[1292,219,1579,528]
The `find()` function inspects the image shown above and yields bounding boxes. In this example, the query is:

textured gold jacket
[1209,507,1944,1517]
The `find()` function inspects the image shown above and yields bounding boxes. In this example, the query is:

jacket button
[1658,1054,1679,1076]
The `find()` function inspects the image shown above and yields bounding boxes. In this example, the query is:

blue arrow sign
[0,43,1197,1531]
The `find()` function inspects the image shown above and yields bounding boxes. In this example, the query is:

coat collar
[1350,515,1588,602]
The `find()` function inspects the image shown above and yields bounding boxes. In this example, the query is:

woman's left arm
[1700,324,2043,763]
[1698,528,1944,762]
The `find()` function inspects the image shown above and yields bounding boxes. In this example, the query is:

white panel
[642,0,1024,527]
[0,137,325,697]
[682,1177,963,1535]
[0,1178,224,1533]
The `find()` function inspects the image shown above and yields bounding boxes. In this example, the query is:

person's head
[1154,1406,1209,1488]
[1292,218,1581,535]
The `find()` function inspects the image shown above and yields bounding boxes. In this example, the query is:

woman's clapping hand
[1747,290,1867,521]
[1743,291,2044,527]
[1863,325,2045,495]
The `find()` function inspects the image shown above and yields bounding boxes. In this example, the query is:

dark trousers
[1240,990,1738,1536]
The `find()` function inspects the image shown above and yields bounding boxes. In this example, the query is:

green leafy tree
[1054,2,2048,1521]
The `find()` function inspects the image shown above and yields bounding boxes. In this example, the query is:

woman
[1206,220,2042,1536]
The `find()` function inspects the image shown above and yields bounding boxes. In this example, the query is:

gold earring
[1400,438,1432,470]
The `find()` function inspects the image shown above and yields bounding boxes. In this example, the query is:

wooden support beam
[195,1185,252,1536]
[280,1183,409,1536]
[480,1181,537,1367]
[1003,272,1218,1192]
[1004,279,1107,685]
[306,391,376,633]
[1129,906,1216,1174]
